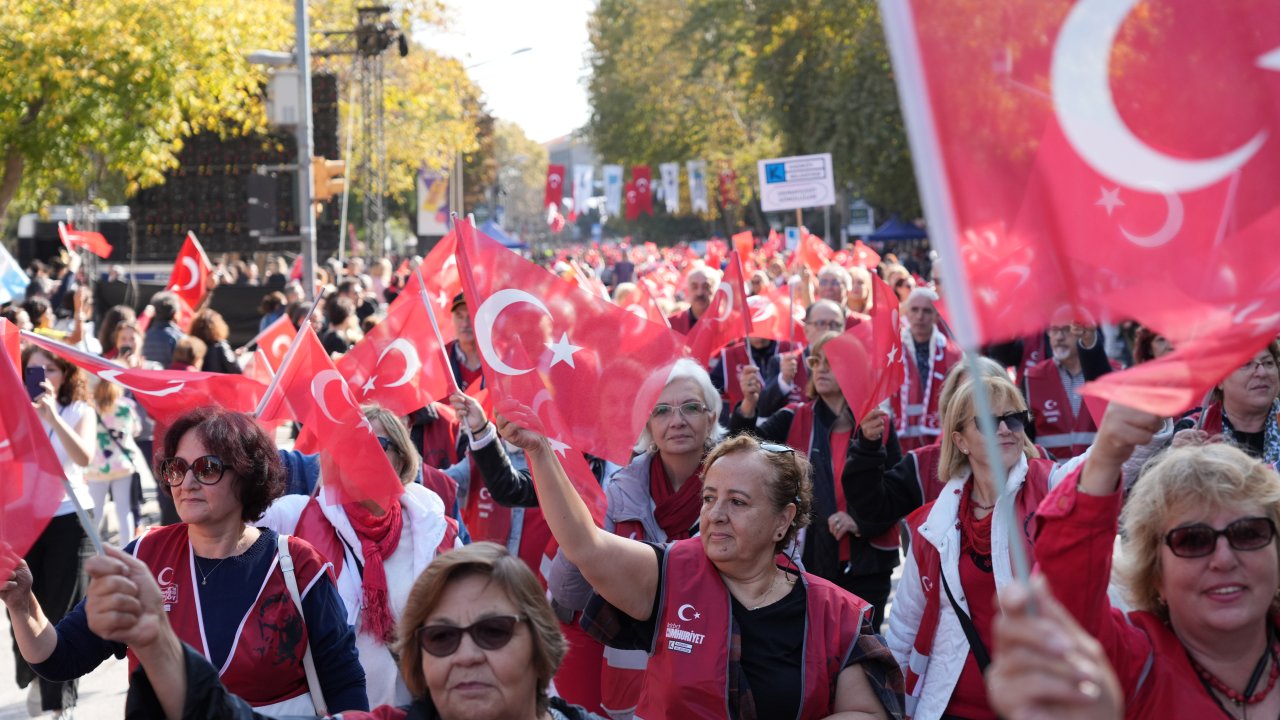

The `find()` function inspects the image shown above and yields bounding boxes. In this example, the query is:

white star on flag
[547,437,570,457]
[544,333,582,368]
[886,344,899,365]
[362,376,378,394]
[1095,187,1125,216]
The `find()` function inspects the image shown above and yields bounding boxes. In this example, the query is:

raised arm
[843,408,925,530]
[494,403,660,622]
[0,560,60,665]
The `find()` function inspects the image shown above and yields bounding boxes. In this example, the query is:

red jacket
[1032,468,1273,719]
[639,538,870,719]
[1025,359,1098,459]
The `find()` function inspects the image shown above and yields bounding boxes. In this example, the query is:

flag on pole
[825,273,906,425]
[165,232,213,312]
[0,243,29,305]
[57,222,113,259]
[687,252,754,365]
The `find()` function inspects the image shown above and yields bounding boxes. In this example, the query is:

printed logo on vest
[156,566,178,611]
[665,603,706,654]
[1042,398,1061,424]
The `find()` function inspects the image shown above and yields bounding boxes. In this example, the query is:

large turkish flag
[456,223,683,465]
[165,232,212,312]
[887,0,1280,413]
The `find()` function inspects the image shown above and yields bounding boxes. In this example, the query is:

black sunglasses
[158,455,227,487]
[376,436,393,452]
[1165,517,1277,559]
[969,410,1032,433]
[416,615,526,657]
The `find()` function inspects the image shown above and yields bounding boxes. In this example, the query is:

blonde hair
[804,331,839,401]
[1117,443,1280,620]
[396,543,566,714]
[938,375,1036,483]
[362,404,420,486]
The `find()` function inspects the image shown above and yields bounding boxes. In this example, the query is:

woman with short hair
[1036,403,1280,718]
[189,309,242,375]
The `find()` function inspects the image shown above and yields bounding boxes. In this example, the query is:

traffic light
[311,156,347,202]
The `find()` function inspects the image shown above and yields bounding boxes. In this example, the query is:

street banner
[544,164,566,211]
[659,163,681,213]
[416,169,450,237]
[572,165,594,219]
[603,164,624,216]
[687,160,708,213]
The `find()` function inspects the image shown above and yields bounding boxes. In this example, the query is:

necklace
[970,496,995,511]
[194,555,230,586]
[1189,636,1280,709]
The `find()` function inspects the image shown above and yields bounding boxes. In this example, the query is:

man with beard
[1024,323,1114,459]
[666,266,719,334]
[892,288,962,452]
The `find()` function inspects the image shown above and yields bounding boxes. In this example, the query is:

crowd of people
[2,237,1277,720]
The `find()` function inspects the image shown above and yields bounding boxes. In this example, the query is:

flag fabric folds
[456,222,682,466]
[545,164,566,211]
[165,232,213,312]
[825,273,906,426]
[687,252,754,366]
[57,222,113,259]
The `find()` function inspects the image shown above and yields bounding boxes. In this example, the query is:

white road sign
[757,153,836,212]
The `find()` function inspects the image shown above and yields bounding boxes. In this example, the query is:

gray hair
[907,286,939,304]
[633,358,726,454]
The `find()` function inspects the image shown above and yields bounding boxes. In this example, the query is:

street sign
[757,153,836,212]
[784,226,800,251]
[847,199,875,236]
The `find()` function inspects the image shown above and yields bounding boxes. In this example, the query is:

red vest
[638,538,870,719]
[720,340,799,410]
[786,402,899,553]
[461,464,552,584]
[1026,360,1098,459]
[901,459,1052,715]
[893,332,962,452]
[911,442,946,506]
[668,308,696,335]
[131,524,326,707]
[419,404,460,471]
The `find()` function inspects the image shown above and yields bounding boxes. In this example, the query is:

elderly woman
[0,406,368,716]
[16,346,96,717]
[85,542,604,720]
[733,331,903,632]
[887,374,1054,719]
[499,402,903,719]
[1181,341,1280,463]
[257,404,458,707]
[1035,403,1280,718]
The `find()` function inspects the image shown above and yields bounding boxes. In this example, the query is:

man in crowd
[667,265,719,334]
[1024,323,1114,459]
[893,287,962,452]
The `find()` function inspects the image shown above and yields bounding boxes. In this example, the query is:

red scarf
[344,500,404,643]
[958,479,993,557]
[649,457,703,541]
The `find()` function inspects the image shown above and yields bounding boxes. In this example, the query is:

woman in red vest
[497,408,904,719]
[1180,342,1280,464]
[888,374,1053,719]
[730,331,903,632]
[2,406,368,716]
[1036,403,1280,719]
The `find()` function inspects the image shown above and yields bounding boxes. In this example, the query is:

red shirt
[944,551,998,719]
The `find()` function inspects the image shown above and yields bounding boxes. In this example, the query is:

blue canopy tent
[479,219,527,250]
[868,215,927,241]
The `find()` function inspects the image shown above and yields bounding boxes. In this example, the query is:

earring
[962,448,970,456]
[775,531,785,541]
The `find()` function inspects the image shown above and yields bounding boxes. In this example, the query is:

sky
[418,0,595,144]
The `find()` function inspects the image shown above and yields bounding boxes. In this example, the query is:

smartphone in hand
[24,366,46,401]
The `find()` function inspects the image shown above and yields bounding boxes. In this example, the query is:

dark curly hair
[157,407,284,521]
[702,434,814,552]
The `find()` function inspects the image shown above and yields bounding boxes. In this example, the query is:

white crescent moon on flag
[180,257,200,291]
[98,370,185,397]
[625,304,647,321]
[1051,0,1267,194]
[474,289,553,376]
[713,284,734,322]
[748,296,776,323]
[1119,190,1183,248]
[271,335,291,358]
[376,339,421,388]
[310,370,354,425]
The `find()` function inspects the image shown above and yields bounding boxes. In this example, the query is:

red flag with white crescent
[166,232,213,311]
[544,164,566,211]
[825,273,906,425]
[687,251,754,365]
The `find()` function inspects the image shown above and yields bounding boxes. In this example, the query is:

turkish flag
[165,232,212,311]
[790,229,831,274]
[408,231,462,342]
[624,181,640,220]
[746,285,805,344]
[243,349,275,386]
[251,314,297,372]
[455,222,683,465]
[288,255,303,281]
[706,239,727,272]
[545,164,566,211]
[23,332,268,427]
[258,327,404,507]
[888,0,1280,413]
[632,165,653,215]
[497,398,607,528]
[732,231,755,267]
[0,349,67,577]
[825,273,906,425]
[687,252,754,365]
[849,240,881,270]
[616,282,669,328]
[336,283,451,416]
[1,318,18,370]
[718,168,738,208]
[763,228,784,256]
[57,222,112,259]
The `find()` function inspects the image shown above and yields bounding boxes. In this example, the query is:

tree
[490,120,549,238]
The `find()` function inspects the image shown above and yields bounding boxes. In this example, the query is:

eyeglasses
[817,278,845,288]
[1237,357,1279,374]
[806,355,831,371]
[967,410,1032,433]
[894,279,910,288]
[416,615,526,657]
[376,436,393,451]
[806,319,844,332]
[1164,517,1277,558]
[1046,326,1073,336]
[158,455,227,487]
[651,401,709,421]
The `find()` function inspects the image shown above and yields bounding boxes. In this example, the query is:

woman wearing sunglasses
[887,374,1054,719]
[731,331,903,632]
[2,406,368,716]
[256,404,459,707]
[498,405,903,719]
[84,542,604,720]
[1035,402,1280,718]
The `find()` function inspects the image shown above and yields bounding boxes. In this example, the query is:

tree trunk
[0,148,24,228]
